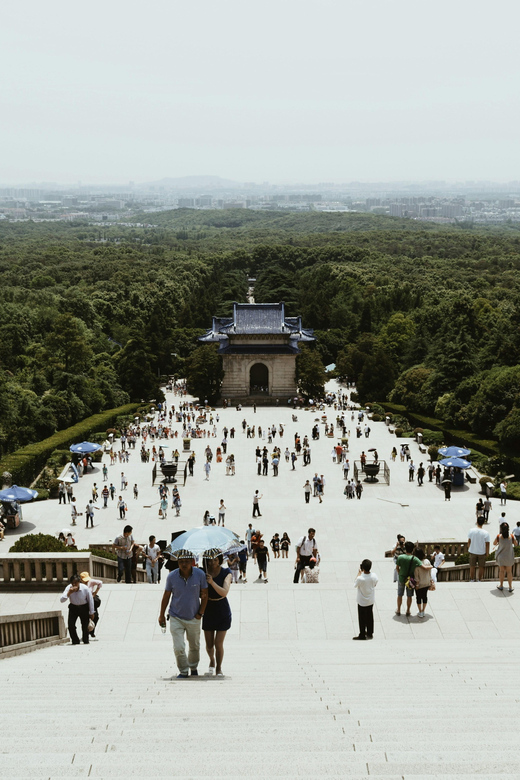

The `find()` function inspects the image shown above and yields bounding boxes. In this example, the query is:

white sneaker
[206,667,215,676]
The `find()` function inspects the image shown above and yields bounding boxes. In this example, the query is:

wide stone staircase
[1,626,519,778]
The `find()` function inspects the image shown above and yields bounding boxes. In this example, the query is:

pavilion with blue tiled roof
[200,302,315,402]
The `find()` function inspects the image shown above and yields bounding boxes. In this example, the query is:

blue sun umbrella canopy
[167,526,241,557]
[439,457,471,469]
[438,446,471,459]
[0,485,38,502]
[69,441,102,454]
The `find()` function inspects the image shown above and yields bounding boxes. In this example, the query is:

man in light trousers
[159,551,208,678]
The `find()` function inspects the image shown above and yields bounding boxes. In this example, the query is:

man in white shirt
[244,523,255,555]
[353,559,378,640]
[60,574,95,645]
[144,535,162,584]
[293,528,318,583]
[432,546,445,570]
[468,518,490,582]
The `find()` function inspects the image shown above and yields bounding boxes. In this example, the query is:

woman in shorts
[202,549,232,677]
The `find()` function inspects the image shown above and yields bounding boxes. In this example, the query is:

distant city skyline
[2,0,519,184]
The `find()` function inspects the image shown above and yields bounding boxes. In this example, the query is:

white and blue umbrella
[70,441,102,454]
[167,526,240,557]
[438,446,471,458]
[0,485,38,502]
[439,457,471,469]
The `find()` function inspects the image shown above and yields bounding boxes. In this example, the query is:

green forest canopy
[0,210,520,456]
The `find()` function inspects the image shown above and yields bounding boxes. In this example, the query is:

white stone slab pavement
[2,381,520,776]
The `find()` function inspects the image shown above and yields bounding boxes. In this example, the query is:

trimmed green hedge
[9,534,117,561]
[9,533,65,553]
[455,546,520,565]
[381,403,501,456]
[0,403,140,486]
[85,547,117,561]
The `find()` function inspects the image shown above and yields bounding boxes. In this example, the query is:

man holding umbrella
[159,550,208,678]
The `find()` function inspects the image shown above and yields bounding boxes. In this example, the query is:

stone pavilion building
[199,302,315,402]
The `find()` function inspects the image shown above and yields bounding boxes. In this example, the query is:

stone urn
[160,461,178,483]
[363,463,380,481]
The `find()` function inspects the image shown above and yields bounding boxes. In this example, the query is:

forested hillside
[1,210,520,456]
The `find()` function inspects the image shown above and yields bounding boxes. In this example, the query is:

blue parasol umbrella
[70,441,102,454]
[167,526,240,557]
[438,446,471,458]
[439,457,471,469]
[0,485,38,502]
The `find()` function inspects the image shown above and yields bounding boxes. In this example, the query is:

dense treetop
[1,210,519,456]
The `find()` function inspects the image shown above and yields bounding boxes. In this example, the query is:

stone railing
[385,541,469,561]
[437,557,520,582]
[0,610,68,659]
[0,552,148,586]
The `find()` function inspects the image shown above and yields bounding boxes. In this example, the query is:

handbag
[404,556,417,590]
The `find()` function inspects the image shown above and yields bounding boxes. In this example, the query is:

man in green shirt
[396,541,422,616]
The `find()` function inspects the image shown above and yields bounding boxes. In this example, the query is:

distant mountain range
[146,175,239,190]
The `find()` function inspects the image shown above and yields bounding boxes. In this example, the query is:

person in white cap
[159,551,208,678]
[79,571,103,637]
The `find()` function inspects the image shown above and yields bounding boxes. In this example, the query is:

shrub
[428,445,439,461]
[350,392,359,403]
[466,450,486,468]
[115,415,135,429]
[414,427,424,435]
[9,533,65,553]
[371,413,382,422]
[89,432,108,444]
[48,478,60,499]
[394,427,403,438]
[45,449,72,477]
[421,430,445,446]
[34,489,49,501]
[81,547,117,561]
[479,476,491,487]
[455,546,520,565]
[367,403,386,416]
[0,403,140,486]
[503,482,520,501]
[8,533,118,560]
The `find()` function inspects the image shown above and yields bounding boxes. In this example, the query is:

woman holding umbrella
[202,548,232,677]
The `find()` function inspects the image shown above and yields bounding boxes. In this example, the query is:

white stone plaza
[1,380,520,778]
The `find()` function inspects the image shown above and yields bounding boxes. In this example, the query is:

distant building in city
[199,302,315,402]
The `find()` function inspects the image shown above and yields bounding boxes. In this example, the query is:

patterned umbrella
[439,457,471,469]
[69,441,102,454]
[438,446,471,458]
[0,485,38,502]
[167,526,240,557]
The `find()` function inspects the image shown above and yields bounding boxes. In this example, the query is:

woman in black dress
[280,532,291,559]
[202,549,232,677]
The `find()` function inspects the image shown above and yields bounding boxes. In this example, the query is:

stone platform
[1,380,519,777]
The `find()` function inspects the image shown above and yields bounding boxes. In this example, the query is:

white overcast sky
[1,0,519,185]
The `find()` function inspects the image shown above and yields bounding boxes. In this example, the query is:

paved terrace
[1,381,520,777]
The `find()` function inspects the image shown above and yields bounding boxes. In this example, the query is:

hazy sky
[2,0,519,185]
